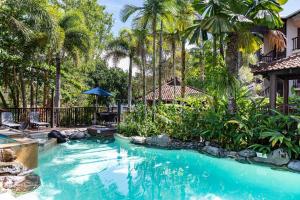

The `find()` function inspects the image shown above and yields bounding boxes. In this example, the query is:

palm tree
[134,28,149,111]
[193,0,285,114]
[54,11,91,108]
[175,0,194,98]
[164,20,180,102]
[106,29,138,111]
[121,0,176,120]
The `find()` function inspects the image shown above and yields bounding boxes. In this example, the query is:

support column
[269,74,277,110]
[283,79,289,114]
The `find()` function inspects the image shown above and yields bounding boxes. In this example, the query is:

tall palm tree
[54,11,91,108]
[106,29,138,111]
[134,28,149,111]
[164,20,180,102]
[175,0,194,98]
[121,0,176,120]
[193,0,285,114]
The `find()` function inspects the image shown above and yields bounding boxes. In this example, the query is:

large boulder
[2,174,40,193]
[68,131,88,140]
[253,148,290,166]
[0,162,23,176]
[146,134,171,147]
[288,160,300,172]
[202,146,225,157]
[0,149,16,162]
[238,149,256,158]
[48,130,67,143]
[131,136,146,145]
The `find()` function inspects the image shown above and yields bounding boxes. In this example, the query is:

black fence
[4,106,125,127]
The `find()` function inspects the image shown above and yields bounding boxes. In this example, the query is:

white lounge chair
[1,112,20,129]
[29,112,49,129]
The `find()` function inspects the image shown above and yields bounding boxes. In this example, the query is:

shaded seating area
[252,54,300,113]
[1,112,20,129]
[29,112,50,129]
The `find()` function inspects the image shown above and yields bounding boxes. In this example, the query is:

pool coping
[115,133,300,174]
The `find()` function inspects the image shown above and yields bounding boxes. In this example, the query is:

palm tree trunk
[219,34,224,59]
[226,33,239,114]
[55,53,61,108]
[158,20,163,102]
[172,36,176,103]
[152,14,157,121]
[181,38,186,98]
[20,70,27,108]
[199,43,205,82]
[128,55,133,111]
[213,34,217,66]
[141,42,147,110]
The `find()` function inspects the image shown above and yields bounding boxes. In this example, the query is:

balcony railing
[292,37,300,51]
[257,49,286,63]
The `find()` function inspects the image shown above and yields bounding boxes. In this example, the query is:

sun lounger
[1,112,20,129]
[29,112,49,129]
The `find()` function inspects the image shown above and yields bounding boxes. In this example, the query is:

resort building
[252,9,300,112]
[145,77,203,104]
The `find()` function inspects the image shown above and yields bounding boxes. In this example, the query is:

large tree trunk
[55,53,61,108]
[172,36,176,103]
[43,71,49,107]
[128,55,133,111]
[158,20,163,102]
[13,66,20,108]
[226,33,239,114]
[30,76,34,108]
[9,86,17,108]
[0,89,8,108]
[20,70,27,108]
[152,14,157,121]
[181,39,186,98]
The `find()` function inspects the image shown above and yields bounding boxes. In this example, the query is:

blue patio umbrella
[83,87,112,125]
[83,87,112,97]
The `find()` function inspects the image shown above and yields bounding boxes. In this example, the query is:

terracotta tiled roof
[252,54,300,74]
[145,78,203,102]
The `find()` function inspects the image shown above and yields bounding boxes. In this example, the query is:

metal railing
[257,49,286,63]
[3,106,127,127]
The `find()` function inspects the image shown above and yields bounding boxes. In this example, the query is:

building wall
[286,17,300,56]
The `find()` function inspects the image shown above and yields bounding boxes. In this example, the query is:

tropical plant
[105,29,139,110]
[121,0,177,119]
[54,10,91,108]
[193,0,286,114]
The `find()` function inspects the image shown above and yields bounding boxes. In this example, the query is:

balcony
[292,37,300,51]
[257,49,286,63]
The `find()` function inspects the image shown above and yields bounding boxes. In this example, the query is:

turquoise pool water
[18,137,300,200]
[0,134,16,144]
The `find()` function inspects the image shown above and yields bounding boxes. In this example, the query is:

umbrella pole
[94,95,98,125]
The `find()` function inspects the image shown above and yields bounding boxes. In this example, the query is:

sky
[101,0,299,36]
[99,0,300,72]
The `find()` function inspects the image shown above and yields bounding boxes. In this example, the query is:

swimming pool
[0,134,17,144]
[18,137,300,200]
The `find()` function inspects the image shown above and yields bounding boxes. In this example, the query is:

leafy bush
[118,87,300,159]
